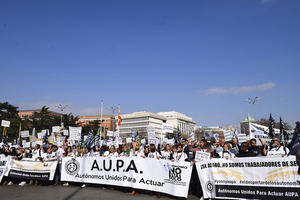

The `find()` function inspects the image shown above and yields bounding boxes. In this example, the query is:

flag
[43,130,49,144]
[233,130,239,138]
[189,132,195,140]
[280,117,288,146]
[131,128,138,142]
[204,131,212,138]
[94,133,100,147]
[213,134,219,141]
[17,123,22,145]
[288,122,300,155]
[85,130,95,148]
[80,134,85,149]
[268,114,275,138]
[118,106,122,126]
[176,127,182,144]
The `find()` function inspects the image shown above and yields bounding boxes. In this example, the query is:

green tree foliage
[0,102,80,142]
[256,117,292,130]
[0,102,21,140]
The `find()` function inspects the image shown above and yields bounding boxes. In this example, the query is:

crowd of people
[0,134,292,197]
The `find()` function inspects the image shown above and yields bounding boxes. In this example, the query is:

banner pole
[100,100,103,144]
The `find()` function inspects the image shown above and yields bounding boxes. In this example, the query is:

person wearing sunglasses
[268,136,289,157]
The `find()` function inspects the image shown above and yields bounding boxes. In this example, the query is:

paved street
[0,185,200,200]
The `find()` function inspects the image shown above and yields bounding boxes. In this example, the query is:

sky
[0,0,299,127]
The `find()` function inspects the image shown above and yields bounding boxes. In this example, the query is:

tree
[0,102,21,141]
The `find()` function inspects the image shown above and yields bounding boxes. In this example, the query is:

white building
[157,111,196,137]
[118,111,167,138]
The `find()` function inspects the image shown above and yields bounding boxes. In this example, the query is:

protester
[103,145,119,157]
[268,136,289,156]
[147,144,161,159]
[172,144,187,162]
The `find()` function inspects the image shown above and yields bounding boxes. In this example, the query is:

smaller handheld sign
[52,126,60,133]
[21,130,30,138]
[195,151,210,162]
[126,138,132,144]
[114,130,119,137]
[107,131,114,137]
[1,120,10,127]
[63,130,69,136]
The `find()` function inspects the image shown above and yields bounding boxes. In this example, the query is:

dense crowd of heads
[0,135,290,163]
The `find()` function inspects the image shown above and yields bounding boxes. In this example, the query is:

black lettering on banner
[91,160,100,171]
[103,160,112,171]
[125,160,138,173]
[116,160,124,171]
[169,167,182,181]
[215,185,300,200]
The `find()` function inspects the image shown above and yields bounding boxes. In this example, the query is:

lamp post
[244,96,262,120]
[55,104,69,128]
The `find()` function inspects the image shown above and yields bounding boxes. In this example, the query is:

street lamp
[244,97,262,120]
[55,104,69,127]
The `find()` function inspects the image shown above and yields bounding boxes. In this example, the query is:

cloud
[205,82,275,95]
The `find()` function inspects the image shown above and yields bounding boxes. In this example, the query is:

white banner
[69,127,82,141]
[196,156,300,199]
[6,158,58,181]
[0,155,10,182]
[21,130,30,138]
[37,132,45,139]
[1,120,10,127]
[61,157,192,197]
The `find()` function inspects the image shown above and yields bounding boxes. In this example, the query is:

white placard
[195,151,210,162]
[114,130,119,137]
[167,138,175,145]
[148,138,157,145]
[52,126,60,133]
[21,130,30,138]
[24,142,31,148]
[31,141,36,148]
[107,131,114,137]
[126,138,132,144]
[57,141,63,147]
[63,130,69,136]
[1,120,10,127]
[36,141,43,145]
[141,138,146,144]
[147,126,156,139]
[162,123,174,133]
[37,132,45,139]
[69,127,82,141]
[41,129,48,136]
